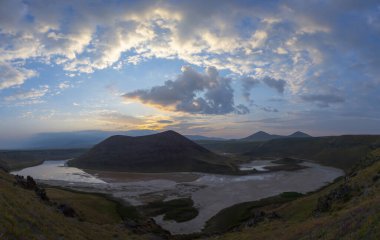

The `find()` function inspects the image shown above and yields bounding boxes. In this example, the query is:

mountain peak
[241,130,312,142]
[159,130,181,136]
[253,131,271,136]
[242,131,279,141]
[288,131,312,138]
[68,130,235,173]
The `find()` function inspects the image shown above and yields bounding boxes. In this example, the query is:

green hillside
[0,169,172,240]
[198,135,380,171]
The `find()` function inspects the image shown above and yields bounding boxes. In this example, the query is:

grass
[45,185,144,222]
[0,170,147,240]
[203,192,304,234]
[46,188,122,224]
[140,198,199,223]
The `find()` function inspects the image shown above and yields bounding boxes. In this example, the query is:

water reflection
[11,160,106,184]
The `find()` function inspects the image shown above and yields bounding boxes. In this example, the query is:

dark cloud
[301,93,345,108]
[157,120,173,124]
[241,76,286,104]
[241,77,260,104]
[262,77,286,94]
[259,106,279,113]
[235,104,250,115]
[123,66,249,115]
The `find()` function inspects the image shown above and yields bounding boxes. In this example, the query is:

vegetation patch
[140,198,199,223]
[204,192,304,234]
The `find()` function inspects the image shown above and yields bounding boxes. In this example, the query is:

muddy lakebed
[12,159,344,234]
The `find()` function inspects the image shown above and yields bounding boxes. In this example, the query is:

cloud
[235,104,250,115]
[157,120,174,124]
[301,93,345,108]
[4,85,49,102]
[241,76,286,104]
[58,81,72,90]
[124,66,249,115]
[241,77,260,104]
[97,111,144,125]
[0,62,37,90]
[262,76,286,94]
[94,110,177,130]
[0,0,379,121]
[258,105,279,113]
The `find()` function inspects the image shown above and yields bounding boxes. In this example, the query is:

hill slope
[0,170,155,240]
[68,130,236,173]
[241,131,311,142]
[288,131,311,138]
[197,135,380,171]
[241,131,282,141]
[246,135,380,171]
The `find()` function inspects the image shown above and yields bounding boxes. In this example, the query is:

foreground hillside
[0,170,157,240]
[204,148,380,240]
[69,130,236,173]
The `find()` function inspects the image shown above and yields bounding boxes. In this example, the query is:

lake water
[12,160,106,184]
[11,159,344,234]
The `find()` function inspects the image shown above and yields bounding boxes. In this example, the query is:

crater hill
[68,130,236,173]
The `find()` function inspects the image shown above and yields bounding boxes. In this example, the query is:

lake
[12,159,344,234]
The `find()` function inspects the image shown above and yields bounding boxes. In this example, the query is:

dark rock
[372,172,380,182]
[314,184,353,214]
[124,219,138,228]
[26,176,37,189]
[14,175,37,190]
[58,204,77,218]
[35,187,49,201]
[268,211,281,219]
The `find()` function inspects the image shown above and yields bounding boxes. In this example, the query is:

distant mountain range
[241,131,312,142]
[68,130,236,173]
[16,130,158,149]
[6,130,311,150]
[184,135,225,141]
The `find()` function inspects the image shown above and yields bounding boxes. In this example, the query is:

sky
[1,0,380,143]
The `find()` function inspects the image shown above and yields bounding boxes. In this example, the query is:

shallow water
[239,160,279,171]
[11,160,106,184]
[11,159,344,234]
[156,161,343,234]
